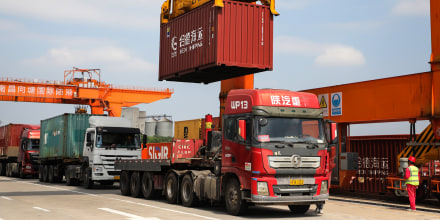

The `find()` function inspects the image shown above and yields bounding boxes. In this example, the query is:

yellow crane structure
[0,68,173,117]
[160,0,279,24]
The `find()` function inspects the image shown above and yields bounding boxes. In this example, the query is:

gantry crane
[0,68,173,117]
[302,0,440,201]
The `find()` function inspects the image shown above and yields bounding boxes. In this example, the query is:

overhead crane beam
[0,71,173,117]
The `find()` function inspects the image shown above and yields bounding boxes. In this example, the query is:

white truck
[39,113,142,188]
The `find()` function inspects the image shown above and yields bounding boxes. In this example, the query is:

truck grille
[268,156,320,168]
[273,184,318,196]
[101,155,139,170]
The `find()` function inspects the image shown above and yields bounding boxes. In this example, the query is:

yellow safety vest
[405,165,419,186]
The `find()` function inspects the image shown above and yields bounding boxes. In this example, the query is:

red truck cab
[221,89,335,214]
[19,126,40,177]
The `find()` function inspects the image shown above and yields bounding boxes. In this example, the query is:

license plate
[290,179,304,185]
[114,176,120,180]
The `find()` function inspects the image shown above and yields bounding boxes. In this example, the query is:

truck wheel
[130,172,142,198]
[48,165,55,183]
[65,167,75,186]
[120,171,131,196]
[288,205,310,214]
[181,174,197,207]
[225,178,247,215]
[19,164,25,179]
[165,173,178,204]
[0,162,5,176]
[39,169,44,182]
[42,165,49,182]
[5,164,10,177]
[84,170,94,189]
[141,172,156,199]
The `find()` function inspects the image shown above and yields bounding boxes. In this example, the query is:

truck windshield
[31,139,40,150]
[255,117,325,144]
[97,133,141,149]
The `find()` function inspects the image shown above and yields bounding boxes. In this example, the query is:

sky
[0,0,433,135]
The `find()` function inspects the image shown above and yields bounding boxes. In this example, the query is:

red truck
[0,124,40,178]
[115,89,336,215]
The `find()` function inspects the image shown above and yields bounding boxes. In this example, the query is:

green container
[40,114,93,159]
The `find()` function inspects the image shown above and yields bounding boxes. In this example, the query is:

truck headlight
[320,180,328,195]
[94,167,103,172]
[257,181,269,196]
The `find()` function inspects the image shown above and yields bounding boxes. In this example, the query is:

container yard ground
[1,176,440,220]
[330,189,440,214]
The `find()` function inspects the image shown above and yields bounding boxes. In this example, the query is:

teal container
[40,114,93,159]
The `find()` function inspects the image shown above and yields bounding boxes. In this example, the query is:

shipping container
[174,117,220,140]
[0,124,39,157]
[40,114,93,159]
[174,119,202,139]
[343,135,410,194]
[159,0,273,84]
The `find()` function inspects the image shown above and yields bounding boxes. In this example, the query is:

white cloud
[392,0,429,16]
[315,45,366,66]
[0,0,161,30]
[23,46,157,75]
[275,36,366,67]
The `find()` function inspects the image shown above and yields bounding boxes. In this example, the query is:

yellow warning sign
[320,96,327,108]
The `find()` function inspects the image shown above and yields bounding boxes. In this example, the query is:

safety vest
[405,165,419,186]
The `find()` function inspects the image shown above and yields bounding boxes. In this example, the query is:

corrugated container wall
[344,135,409,194]
[40,114,93,159]
[174,119,202,139]
[0,124,39,157]
[174,117,220,140]
[159,0,273,84]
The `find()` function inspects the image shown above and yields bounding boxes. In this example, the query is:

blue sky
[0,0,432,135]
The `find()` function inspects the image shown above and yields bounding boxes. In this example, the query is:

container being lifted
[159,0,274,84]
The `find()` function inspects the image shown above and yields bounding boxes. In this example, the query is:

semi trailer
[0,124,40,178]
[116,89,337,215]
[39,113,142,188]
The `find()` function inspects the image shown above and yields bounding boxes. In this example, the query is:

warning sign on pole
[317,94,329,116]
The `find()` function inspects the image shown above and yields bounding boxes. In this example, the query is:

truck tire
[48,165,55,183]
[5,164,11,177]
[130,172,142,198]
[165,173,178,204]
[19,164,25,179]
[0,162,5,176]
[42,165,49,182]
[225,178,247,215]
[288,205,310,214]
[39,169,44,182]
[181,174,197,207]
[84,169,94,189]
[141,172,156,199]
[65,171,73,186]
[120,171,131,196]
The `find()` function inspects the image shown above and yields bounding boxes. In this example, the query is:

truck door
[222,116,253,188]
[84,131,95,164]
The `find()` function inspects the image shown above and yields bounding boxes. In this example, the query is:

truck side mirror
[238,119,246,141]
[143,134,147,147]
[324,119,337,144]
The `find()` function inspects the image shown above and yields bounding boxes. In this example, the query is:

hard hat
[408,156,416,163]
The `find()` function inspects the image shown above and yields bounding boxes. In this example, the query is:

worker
[404,156,419,211]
